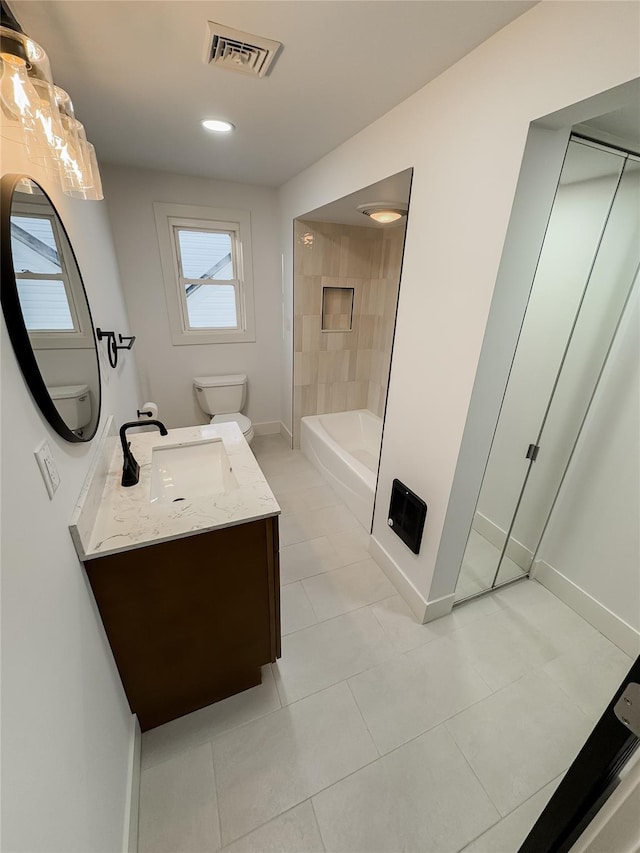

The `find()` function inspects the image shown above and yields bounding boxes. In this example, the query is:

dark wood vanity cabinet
[85,516,280,731]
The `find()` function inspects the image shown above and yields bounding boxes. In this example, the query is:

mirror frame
[1,173,102,443]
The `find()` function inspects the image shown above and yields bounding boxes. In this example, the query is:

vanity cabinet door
[85,516,280,731]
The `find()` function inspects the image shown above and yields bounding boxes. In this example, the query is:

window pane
[11,215,61,274]
[177,229,234,280]
[185,284,237,329]
[17,279,75,330]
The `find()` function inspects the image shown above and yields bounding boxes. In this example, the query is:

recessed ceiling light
[357,202,408,224]
[202,119,235,133]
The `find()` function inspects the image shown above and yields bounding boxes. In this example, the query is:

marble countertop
[70,422,280,560]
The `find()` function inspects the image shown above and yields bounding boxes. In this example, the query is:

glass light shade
[0,53,42,145]
[25,77,65,173]
[1,27,103,202]
[53,89,89,194]
[0,26,52,140]
[64,141,103,200]
[368,210,403,223]
[357,203,407,224]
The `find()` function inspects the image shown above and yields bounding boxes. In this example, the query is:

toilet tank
[48,384,92,431]
[193,374,247,415]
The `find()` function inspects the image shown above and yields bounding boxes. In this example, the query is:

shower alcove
[292,170,412,531]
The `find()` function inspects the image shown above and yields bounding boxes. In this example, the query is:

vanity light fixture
[0,2,103,200]
[202,118,235,133]
[358,203,408,224]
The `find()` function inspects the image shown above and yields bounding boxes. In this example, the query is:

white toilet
[193,374,254,444]
[49,384,92,434]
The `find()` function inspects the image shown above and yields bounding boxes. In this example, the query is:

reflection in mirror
[455,139,640,602]
[1,176,101,441]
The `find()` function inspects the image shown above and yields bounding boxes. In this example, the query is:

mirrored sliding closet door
[455,138,640,602]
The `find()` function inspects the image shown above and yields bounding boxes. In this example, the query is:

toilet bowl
[209,411,254,444]
[193,374,254,445]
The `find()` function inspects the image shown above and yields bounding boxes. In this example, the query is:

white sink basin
[149,438,239,504]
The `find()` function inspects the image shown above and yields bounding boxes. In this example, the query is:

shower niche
[455,136,640,602]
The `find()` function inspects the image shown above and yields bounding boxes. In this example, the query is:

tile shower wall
[294,220,405,442]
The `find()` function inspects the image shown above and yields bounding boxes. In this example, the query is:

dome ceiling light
[357,202,408,224]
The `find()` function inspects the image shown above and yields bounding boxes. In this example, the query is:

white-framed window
[154,203,256,345]
[10,199,93,349]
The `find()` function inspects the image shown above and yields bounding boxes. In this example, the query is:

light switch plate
[34,441,61,499]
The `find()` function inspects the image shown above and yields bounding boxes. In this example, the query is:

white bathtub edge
[301,414,376,529]
[369,535,429,623]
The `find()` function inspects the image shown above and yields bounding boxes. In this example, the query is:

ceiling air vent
[203,22,282,78]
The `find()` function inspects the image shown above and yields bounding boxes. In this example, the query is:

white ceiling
[11,0,537,187]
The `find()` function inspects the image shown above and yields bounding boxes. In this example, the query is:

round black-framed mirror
[1,174,101,442]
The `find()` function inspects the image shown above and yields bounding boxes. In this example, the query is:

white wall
[1,142,141,849]
[102,165,282,430]
[278,1,640,610]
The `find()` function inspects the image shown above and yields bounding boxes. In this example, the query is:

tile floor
[138,434,633,853]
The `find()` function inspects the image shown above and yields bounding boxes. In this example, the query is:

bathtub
[300,409,382,529]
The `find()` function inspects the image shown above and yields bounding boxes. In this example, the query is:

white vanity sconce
[96,328,136,369]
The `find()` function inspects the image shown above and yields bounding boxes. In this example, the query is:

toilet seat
[210,412,254,443]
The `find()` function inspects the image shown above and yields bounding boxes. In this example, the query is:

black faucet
[119,420,168,487]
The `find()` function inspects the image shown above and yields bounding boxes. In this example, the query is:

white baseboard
[424,593,456,623]
[122,715,141,853]
[533,560,640,658]
[279,422,293,446]
[473,511,533,571]
[253,421,282,436]
[368,536,429,622]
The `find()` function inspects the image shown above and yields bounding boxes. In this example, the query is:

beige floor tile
[251,435,292,457]
[212,682,377,845]
[495,581,604,652]
[279,504,361,546]
[313,725,499,853]
[268,469,326,496]
[279,511,325,546]
[541,632,633,721]
[370,592,501,654]
[446,670,594,815]
[348,636,491,754]
[462,776,561,852]
[276,484,342,516]
[302,558,396,621]
[326,525,371,564]
[445,607,560,691]
[273,608,396,705]
[280,536,345,584]
[369,595,437,653]
[220,801,324,853]
[281,582,319,635]
[138,743,220,853]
